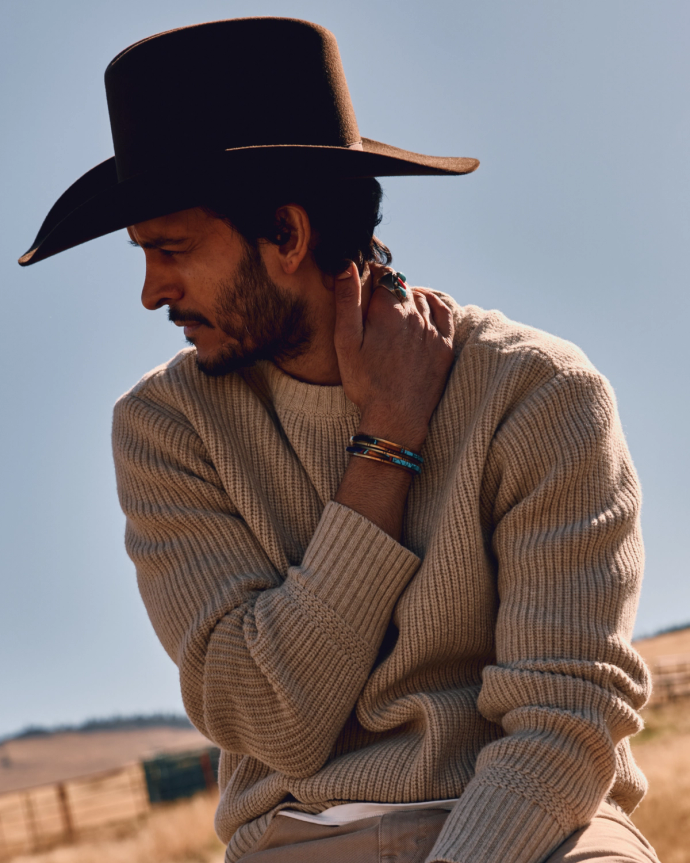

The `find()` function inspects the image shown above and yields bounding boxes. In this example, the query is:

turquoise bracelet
[350,434,423,465]
[346,445,422,476]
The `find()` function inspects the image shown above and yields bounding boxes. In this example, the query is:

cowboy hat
[18,17,479,267]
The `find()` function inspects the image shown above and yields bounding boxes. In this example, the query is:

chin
[193,339,256,378]
[187,332,234,360]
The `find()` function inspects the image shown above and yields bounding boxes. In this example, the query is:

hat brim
[18,139,479,266]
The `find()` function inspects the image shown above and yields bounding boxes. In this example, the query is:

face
[128,207,313,376]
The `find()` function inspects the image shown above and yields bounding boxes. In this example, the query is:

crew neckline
[259,361,360,417]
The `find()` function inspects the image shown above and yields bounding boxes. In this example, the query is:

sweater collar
[260,361,359,418]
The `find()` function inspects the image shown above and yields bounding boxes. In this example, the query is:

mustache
[168,306,214,329]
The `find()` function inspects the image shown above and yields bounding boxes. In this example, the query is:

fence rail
[0,747,218,860]
[652,653,690,702]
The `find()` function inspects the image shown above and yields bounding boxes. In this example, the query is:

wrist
[357,414,428,453]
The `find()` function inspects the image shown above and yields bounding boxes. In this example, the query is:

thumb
[333,262,363,350]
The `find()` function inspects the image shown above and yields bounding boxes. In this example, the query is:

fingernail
[336,263,353,280]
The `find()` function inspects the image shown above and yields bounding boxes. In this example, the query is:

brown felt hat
[18,17,479,267]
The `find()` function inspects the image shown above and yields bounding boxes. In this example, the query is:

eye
[159,248,179,257]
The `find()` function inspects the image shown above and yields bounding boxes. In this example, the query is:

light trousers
[237,801,660,863]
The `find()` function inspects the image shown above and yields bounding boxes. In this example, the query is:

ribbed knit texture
[112,300,651,863]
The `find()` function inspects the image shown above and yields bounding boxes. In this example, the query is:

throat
[276,343,342,386]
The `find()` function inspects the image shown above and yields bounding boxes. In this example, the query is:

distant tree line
[635,621,690,642]
[3,713,193,742]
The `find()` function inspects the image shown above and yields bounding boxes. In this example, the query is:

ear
[272,204,312,275]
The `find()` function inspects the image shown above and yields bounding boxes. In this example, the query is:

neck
[277,265,373,386]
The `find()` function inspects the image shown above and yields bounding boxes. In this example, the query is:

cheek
[181,262,226,305]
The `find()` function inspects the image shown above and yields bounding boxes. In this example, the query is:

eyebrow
[128,236,187,249]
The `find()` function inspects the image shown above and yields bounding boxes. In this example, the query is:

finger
[333,262,363,350]
[369,281,404,317]
[368,262,394,285]
[421,290,454,341]
[412,289,433,329]
[373,282,403,304]
[371,266,409,308]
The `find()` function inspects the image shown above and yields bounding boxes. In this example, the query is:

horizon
[4,619,688,741]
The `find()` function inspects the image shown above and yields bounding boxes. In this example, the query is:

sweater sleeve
[427,368,651,863]
[112,390,420,778]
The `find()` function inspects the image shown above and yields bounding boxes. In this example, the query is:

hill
[633,624,690,666]
[0,723,211,794]
[3,713,193,743]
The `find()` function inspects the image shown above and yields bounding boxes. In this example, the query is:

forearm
[335,421,416,540]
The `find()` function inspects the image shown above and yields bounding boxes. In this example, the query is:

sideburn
[195,242,314,377]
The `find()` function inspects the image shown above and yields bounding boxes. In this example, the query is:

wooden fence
[0,747,219,860]
[0,762,148,858]
[651,653,690,702]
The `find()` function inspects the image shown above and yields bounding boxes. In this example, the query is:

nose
[140,263,184,311]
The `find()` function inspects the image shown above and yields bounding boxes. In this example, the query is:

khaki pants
[238,802,660,863]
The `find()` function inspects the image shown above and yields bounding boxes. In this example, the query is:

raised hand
[333,262,455,451]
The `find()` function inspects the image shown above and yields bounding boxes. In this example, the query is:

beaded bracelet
[350,434,424,465]
[346,445,422,476]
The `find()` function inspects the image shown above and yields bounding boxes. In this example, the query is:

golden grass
[11,791,225,863]
[5,712,689,863]
[630,697,690,863]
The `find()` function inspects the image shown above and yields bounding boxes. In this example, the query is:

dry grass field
[10,791,224,863]
[630,700,690,863]
[629,627,690,863]
[0,727,217,861]
[10,713,688,863]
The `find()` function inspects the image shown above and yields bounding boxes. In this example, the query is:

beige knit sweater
[112,300,651,863]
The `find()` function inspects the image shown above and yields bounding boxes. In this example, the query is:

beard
[169,243,314,377]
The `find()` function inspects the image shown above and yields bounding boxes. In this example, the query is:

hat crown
[105,17,361,181]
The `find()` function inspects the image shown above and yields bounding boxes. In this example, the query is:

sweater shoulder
[115,347,199,408]
[453,303,597,377]
[113,347,245,421]
[112,349,206,450]
[431,298,612,420]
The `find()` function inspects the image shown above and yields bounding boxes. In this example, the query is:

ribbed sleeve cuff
[288,501,421,646]
[428,781,567,863]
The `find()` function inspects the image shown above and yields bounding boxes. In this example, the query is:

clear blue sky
[1,0,688,738]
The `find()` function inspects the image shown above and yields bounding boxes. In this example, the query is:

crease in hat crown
[18,16,479,267]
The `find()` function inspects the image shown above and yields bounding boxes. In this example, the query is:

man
[19,17,658,863]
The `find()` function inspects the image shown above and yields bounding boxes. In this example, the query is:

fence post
[199,751,216,791]
[56,783,74,842]
[24,791,39,851]
[129,764,149,818]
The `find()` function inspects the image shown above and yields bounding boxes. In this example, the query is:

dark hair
[203,175,391,276]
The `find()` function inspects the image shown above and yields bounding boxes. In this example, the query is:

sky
[1,0,688,738]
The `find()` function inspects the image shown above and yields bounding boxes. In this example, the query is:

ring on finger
[377,270,408,302]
